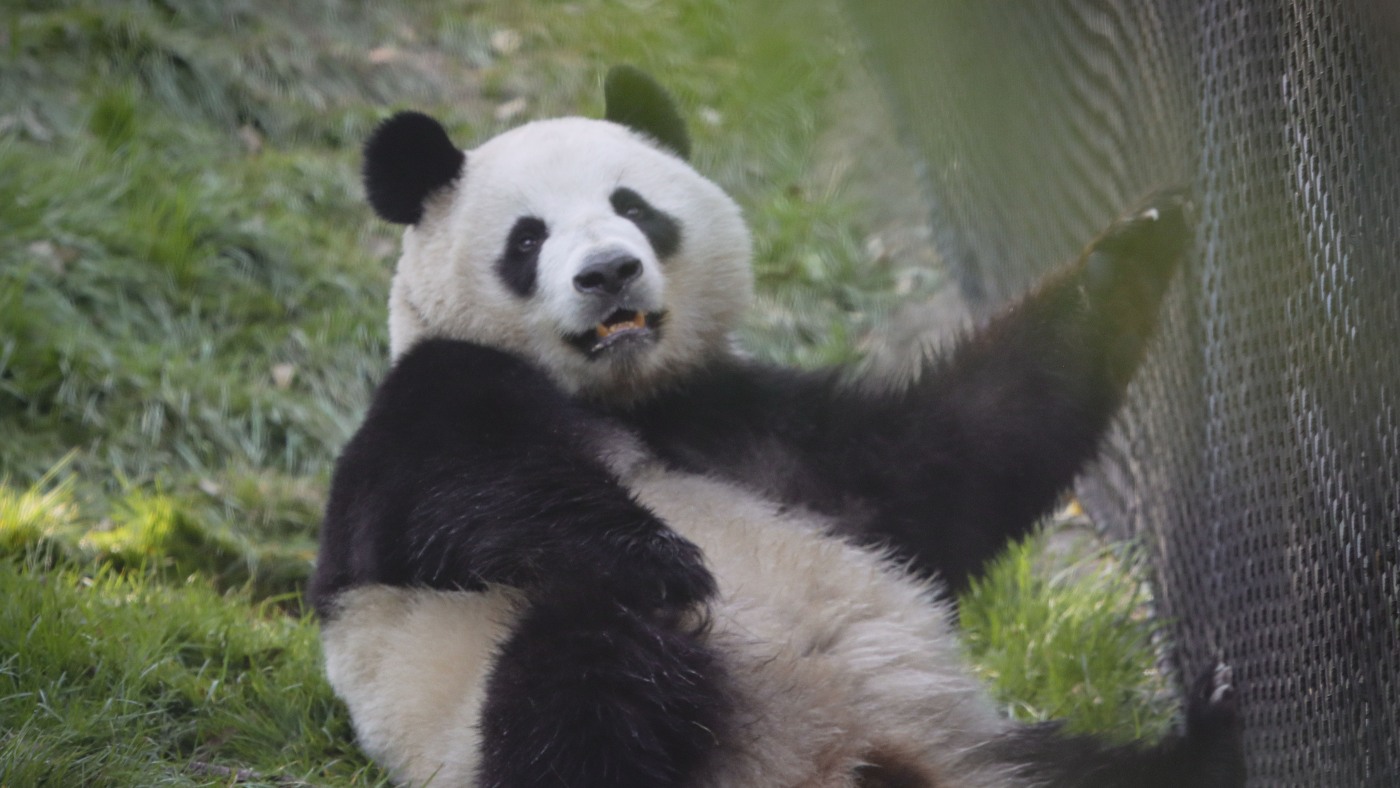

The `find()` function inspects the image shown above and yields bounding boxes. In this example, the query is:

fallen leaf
[495,97,528,122]
[238,124,262,155]
[28,240,80,274]
[368,46,399,64]
[271,363,296,390]
[490,29,523,56]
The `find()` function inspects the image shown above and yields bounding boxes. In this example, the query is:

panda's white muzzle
[557,249,665,358]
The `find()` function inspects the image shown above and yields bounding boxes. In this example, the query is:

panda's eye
[611,189,654,222]
[505,217,548,259]
[610,187,681,258]
[497,217,547,297]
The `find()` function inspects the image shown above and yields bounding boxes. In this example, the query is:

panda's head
[365,67,753,402]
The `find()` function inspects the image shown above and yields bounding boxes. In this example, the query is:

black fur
[496,216,548,298]
[478,597,728,788]
[612,187,682,259]
[604,65,692,159]
[363,111,466,225]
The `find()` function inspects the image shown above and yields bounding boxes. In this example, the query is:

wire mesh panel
[846,1,1400,785]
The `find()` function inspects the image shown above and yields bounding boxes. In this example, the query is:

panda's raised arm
[627,190,1190,593]
[308,338,714,617]
[839,190,1191,589]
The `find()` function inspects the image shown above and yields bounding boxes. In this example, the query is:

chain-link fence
[846,1,1400,784]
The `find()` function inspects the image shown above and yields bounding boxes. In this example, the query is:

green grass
[0,0,1174,783]
[0,553,379,787]
[959,525,1175,742]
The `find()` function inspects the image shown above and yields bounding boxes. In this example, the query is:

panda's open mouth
[567,309,666,357]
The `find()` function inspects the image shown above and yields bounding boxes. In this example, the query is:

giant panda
[309,66,1244,788]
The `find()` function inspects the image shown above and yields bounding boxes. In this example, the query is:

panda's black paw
[1186,662,1238,738]
[1084,186,1193,301]
[1090,187,1193,263]
[595,524,717,614]
[1068,187,1194,383]
[1185,662,1247,787]
[479,597,728,788]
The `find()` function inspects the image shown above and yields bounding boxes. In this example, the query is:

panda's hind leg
[476,596,728,788]
[987,662,1245,787]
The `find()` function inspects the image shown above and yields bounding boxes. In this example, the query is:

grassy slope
[0,1,1171,784]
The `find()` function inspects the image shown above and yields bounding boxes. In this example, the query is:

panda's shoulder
[355,339,579,450]
[374,339,557,406]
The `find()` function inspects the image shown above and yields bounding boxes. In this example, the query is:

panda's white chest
[321,461,1010,787]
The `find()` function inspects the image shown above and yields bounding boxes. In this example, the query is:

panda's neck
[581,353,742,412]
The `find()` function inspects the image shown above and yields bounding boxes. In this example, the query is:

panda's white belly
[321,461,1015,787]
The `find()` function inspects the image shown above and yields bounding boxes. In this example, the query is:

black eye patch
[610,187,681,259]
[496,216,547,298]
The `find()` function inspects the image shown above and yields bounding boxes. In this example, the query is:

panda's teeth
[595,311,648,340]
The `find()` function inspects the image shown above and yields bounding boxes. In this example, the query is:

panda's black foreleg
[316,340,730,786]
[989,663,1245,787]
[477,596,728,788]
[852,188,1193,591]
[313,339,718,614]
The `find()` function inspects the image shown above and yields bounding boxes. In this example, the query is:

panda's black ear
[363,111,466,225]
[604,65,691,160]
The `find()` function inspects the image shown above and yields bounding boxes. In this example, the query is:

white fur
[387,118,753,401]
[323,587,523,786]
[324,455,1022,787]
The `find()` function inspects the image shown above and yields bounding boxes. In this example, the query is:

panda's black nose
[574,255,642,296]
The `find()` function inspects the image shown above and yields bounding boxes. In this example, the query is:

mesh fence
[845,1,1400,784]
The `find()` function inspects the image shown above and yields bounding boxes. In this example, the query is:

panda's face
[386,118,752,401]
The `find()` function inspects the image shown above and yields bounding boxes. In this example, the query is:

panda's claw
[1186,661,1240,737]
[1209,663,1235,706]
[1181,662,1247,786]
